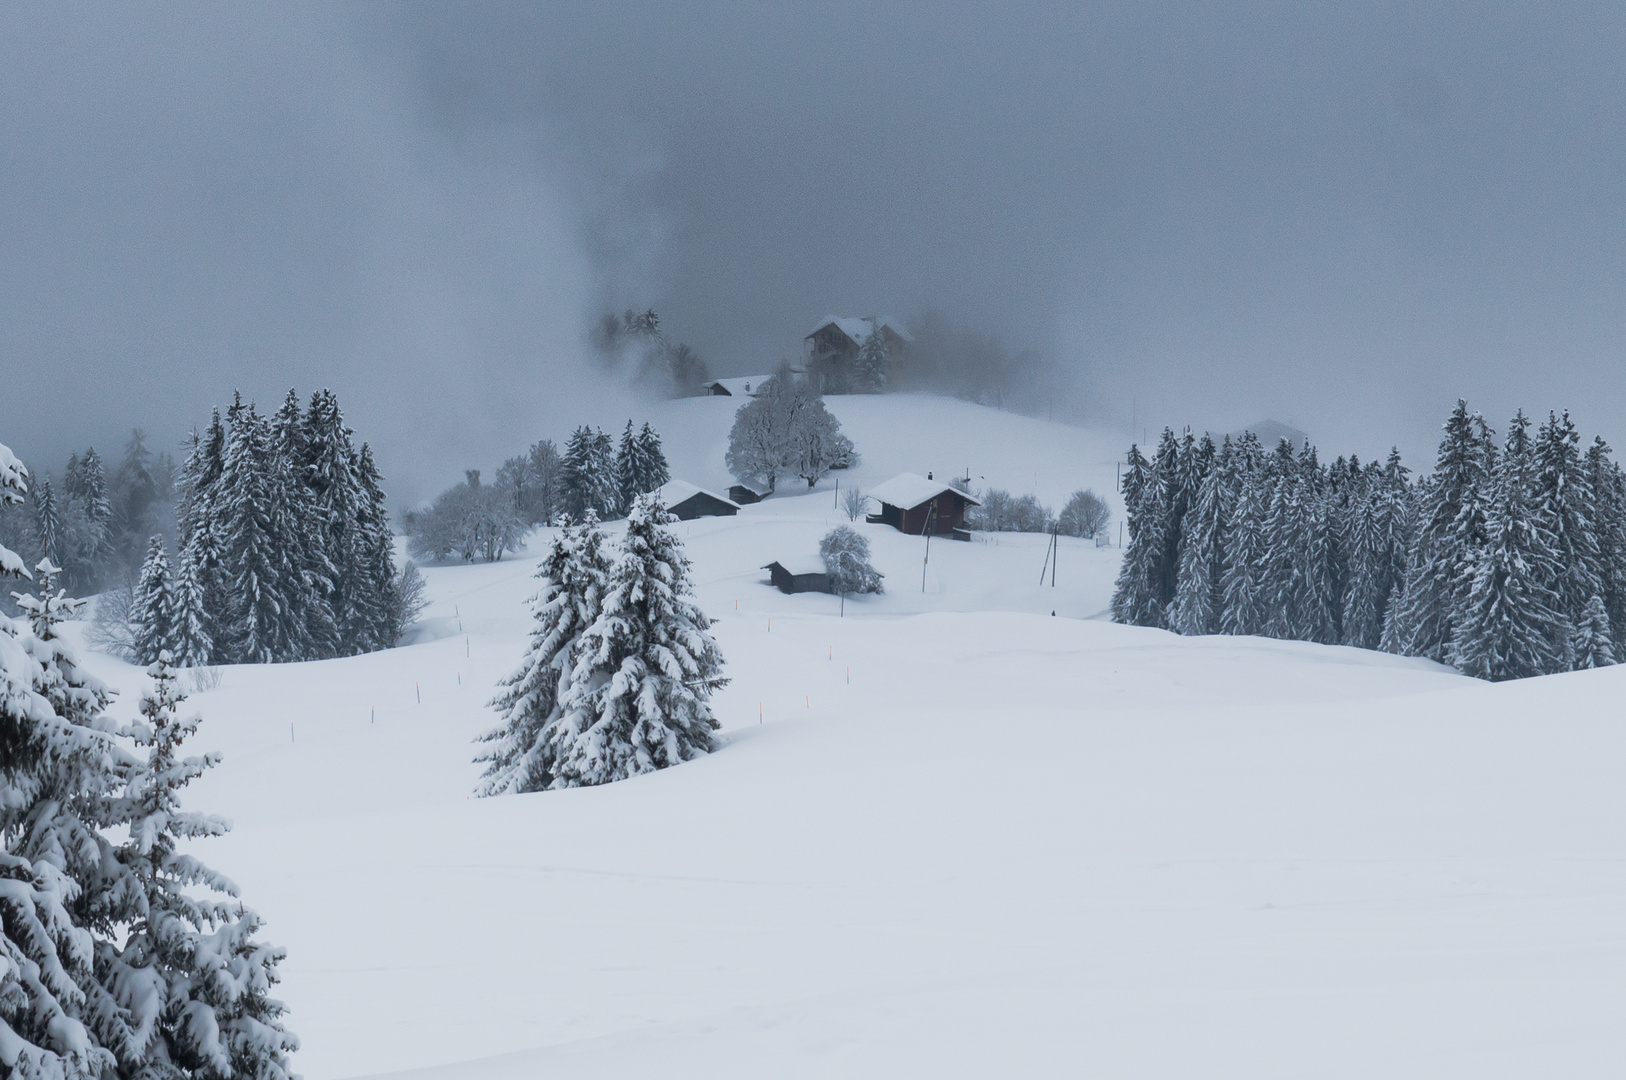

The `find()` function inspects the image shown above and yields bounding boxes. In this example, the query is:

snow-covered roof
[867,473,981,510]
[703,376,774,397]
[804,316,913,345]
[764,557,827,577]
[657,480,739,509]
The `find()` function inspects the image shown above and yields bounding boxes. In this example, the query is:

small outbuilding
[656,480,740,521]
[729,482,767,505]
[866,472,980,539]
[763,558,832,595]
[703,376,773,398]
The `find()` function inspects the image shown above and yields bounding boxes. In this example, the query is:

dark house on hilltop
[764,558,832,595]
[657,480,740,521]
[804,315,911,390]
[866,473,979,540]
[702,376,773,398]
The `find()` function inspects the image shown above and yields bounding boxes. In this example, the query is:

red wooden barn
[865,473,980,540]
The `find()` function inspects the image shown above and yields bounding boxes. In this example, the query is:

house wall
[897,494,969,535]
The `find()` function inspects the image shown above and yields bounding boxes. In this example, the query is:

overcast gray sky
[3,2,1625,502]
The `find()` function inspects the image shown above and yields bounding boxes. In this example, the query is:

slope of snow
[62,395,1626,1078]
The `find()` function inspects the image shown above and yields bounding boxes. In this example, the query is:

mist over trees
[593,308,710,398]
[405,420,672,563]
[1111,403,1626,682]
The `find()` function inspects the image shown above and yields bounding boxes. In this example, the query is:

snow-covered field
[69,395,1626,1078]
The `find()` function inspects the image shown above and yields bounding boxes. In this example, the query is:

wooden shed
[763,559,832,595]
[702,376,773,398]
[729,482,767,505]
[656,480,740,521]
[866,472,980,540]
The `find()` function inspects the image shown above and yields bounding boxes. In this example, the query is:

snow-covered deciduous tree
[820,526,883,614]
[1056,489,1111,539]
[726,373,856,492]
[102,653,300,1080]
[476,514,611,796]
[548,495,727,787]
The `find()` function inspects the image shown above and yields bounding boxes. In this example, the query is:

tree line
[1111,402,1626,681]
[1,440,297,1079]
[126,389,408,667]
[405,421,670,564]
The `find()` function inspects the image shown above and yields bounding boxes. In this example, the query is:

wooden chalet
[763,558,832,595]
[866,472,979,540]
[803,315,911,386]
[656,480,740,521]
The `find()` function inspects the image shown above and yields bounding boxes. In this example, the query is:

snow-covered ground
[68,394,1626,1078]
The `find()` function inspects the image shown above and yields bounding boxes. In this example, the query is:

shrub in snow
[841,486,870,522]
[1056,489,1110,539]
[968,489,1052,533]
[548,494,727,788]
[477,513,612,795]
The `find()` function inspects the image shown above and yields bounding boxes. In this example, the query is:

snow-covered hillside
[66,395,1626,1078]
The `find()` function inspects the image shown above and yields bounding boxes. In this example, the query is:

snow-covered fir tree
[853,319,890,393]
[1573,594,1614,669]
[1110,444,1165,628]
[1585,436,1626,660]
[167,543,213,667]
[1169,439,1228,636]
[1532,409,1601,666]
[561,427,619,521]
[1219,463,1268,636]
[32,475,63,570]
[549,494,727,787]
[476,513,611,796]
[1451,415,1567,682]
[102,653,299,1079]
[131,536,174,666]
[635,423,670,494]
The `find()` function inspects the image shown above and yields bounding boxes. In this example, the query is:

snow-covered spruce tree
[1451,418,1567,682]
[1259,470,1307,640]
[33,475,63,570]
[1343,450,1412,651]
[635,423,670,495]
[476,514,611,796]
[1169,452,1227,636]
[1219,463,1268,636]
[1585,436,1626,660]
[302,388,365,656]
[561,427,619,521]
[614,420,641,516]
[549,495,727,787]
[1150,429,1186,612]
[10,556,147,1075]
[102,653,299,1079]
[217,398,286,665]
[177,411,230,656]
[131,536,174,666]
[0,442,116,1080]
[853,319,890,393]
[167,543,213,668]
[1532,409,1601,666]
[270,390,331,662]
[353,443,403,650]
[1386,401,1494,662]
[820,526,883,615]
[1110,444,1165,628]
[1571,595,1614,669]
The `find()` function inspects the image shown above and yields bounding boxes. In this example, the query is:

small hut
[656,480,740,521]
[866,472,979,540]
[763,559,832,595]
[729,482,767,505]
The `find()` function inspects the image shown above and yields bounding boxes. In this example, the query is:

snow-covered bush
[1057,489,1110,539]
